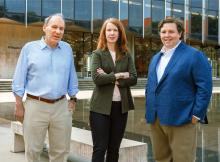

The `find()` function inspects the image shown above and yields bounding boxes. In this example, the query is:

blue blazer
[145,42,212,126]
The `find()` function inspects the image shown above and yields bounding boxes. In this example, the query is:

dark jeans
[89,101,128,162]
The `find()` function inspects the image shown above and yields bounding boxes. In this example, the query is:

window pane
[166,0,171,17]
[135,38,161,77]
[172,0,184,20]
[144,0,151,36]
[63,31,83,73]
[103,0,118,19]
[190,0,202,40]
[152,0,165,34]
[42,0,61,17]
[93,0,103,31]
[120,0,128,26]
[0,0,3,6]
[0,0,4,17]
[75,0,91,30]
[63,0,74,20]
[128,0,143,35]
[63,31,98,78]
[5,0,25,23]
[27,0,42,23]
[207,0,218,41]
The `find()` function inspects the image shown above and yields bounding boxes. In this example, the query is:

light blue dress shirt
[156,41,181,82]
[12,38,79,99]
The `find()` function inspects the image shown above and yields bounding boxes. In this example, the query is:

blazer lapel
[103,50,115,71]
[151,52,163,84]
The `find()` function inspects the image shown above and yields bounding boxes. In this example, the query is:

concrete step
[0,89,12,92]
[1,78,220,92]
[0,78,148,92]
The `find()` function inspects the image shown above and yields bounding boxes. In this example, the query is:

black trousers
[89,101,128,162]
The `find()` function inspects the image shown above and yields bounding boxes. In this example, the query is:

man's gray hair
[44,13,65,25]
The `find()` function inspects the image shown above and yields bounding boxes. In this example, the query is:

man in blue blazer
[145,17,212,162]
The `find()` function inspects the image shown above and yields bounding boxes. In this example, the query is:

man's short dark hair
[158,17,184,40]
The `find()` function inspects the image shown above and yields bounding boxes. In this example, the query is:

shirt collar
[160,40,181,54]
[40,37,61,50]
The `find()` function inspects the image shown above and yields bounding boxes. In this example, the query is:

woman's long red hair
[97,18,129,60]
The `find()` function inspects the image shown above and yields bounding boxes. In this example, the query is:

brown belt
[27,94,65,104]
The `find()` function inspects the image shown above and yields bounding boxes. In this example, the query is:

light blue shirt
[157,41,181,82]
[12,38,79,99]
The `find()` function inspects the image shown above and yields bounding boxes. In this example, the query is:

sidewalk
[0,118,48,162]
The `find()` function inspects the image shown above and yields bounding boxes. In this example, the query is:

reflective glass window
[42,0,61,17]
[64,31,83,73]
[103,0,118,19]
[93,0,103,31]
[201,46,220,78]
[152,0,165,34]
[83,33,95,76]
[120,0,128,26]
[0,0,4,17]
[207,0,218,41]
[144,0,151,36]
[171,0,184,20]
[190,0,202,39]
[128,0,143,35]
[63,0,74,20]
[5,0,25,23]
[75,0,91,30]
[0,0,3,6]
[27,0,42,23]
[166,0,171,17]
[63,31,98,78]
[135,37,161,78]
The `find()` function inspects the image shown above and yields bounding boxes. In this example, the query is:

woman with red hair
[89,18,137,162]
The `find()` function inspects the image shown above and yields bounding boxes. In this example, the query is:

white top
[156,41,181,82]
[109,50,121,101]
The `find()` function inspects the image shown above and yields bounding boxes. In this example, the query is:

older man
[12,13,78,162]
[145,17,212,162]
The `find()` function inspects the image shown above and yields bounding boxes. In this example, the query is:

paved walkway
[1,87,220,103]
[0,118,48,162]
[0,118,90,162]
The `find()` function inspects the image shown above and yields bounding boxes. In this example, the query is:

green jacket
[90,49,137,115]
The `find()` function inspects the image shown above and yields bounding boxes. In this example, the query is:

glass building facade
[0,0,220,78]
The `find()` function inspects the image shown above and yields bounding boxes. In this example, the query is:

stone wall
[0,20,43,79]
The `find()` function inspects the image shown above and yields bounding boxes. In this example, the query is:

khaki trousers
[23,98,72,162]
[150,119,197,162]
